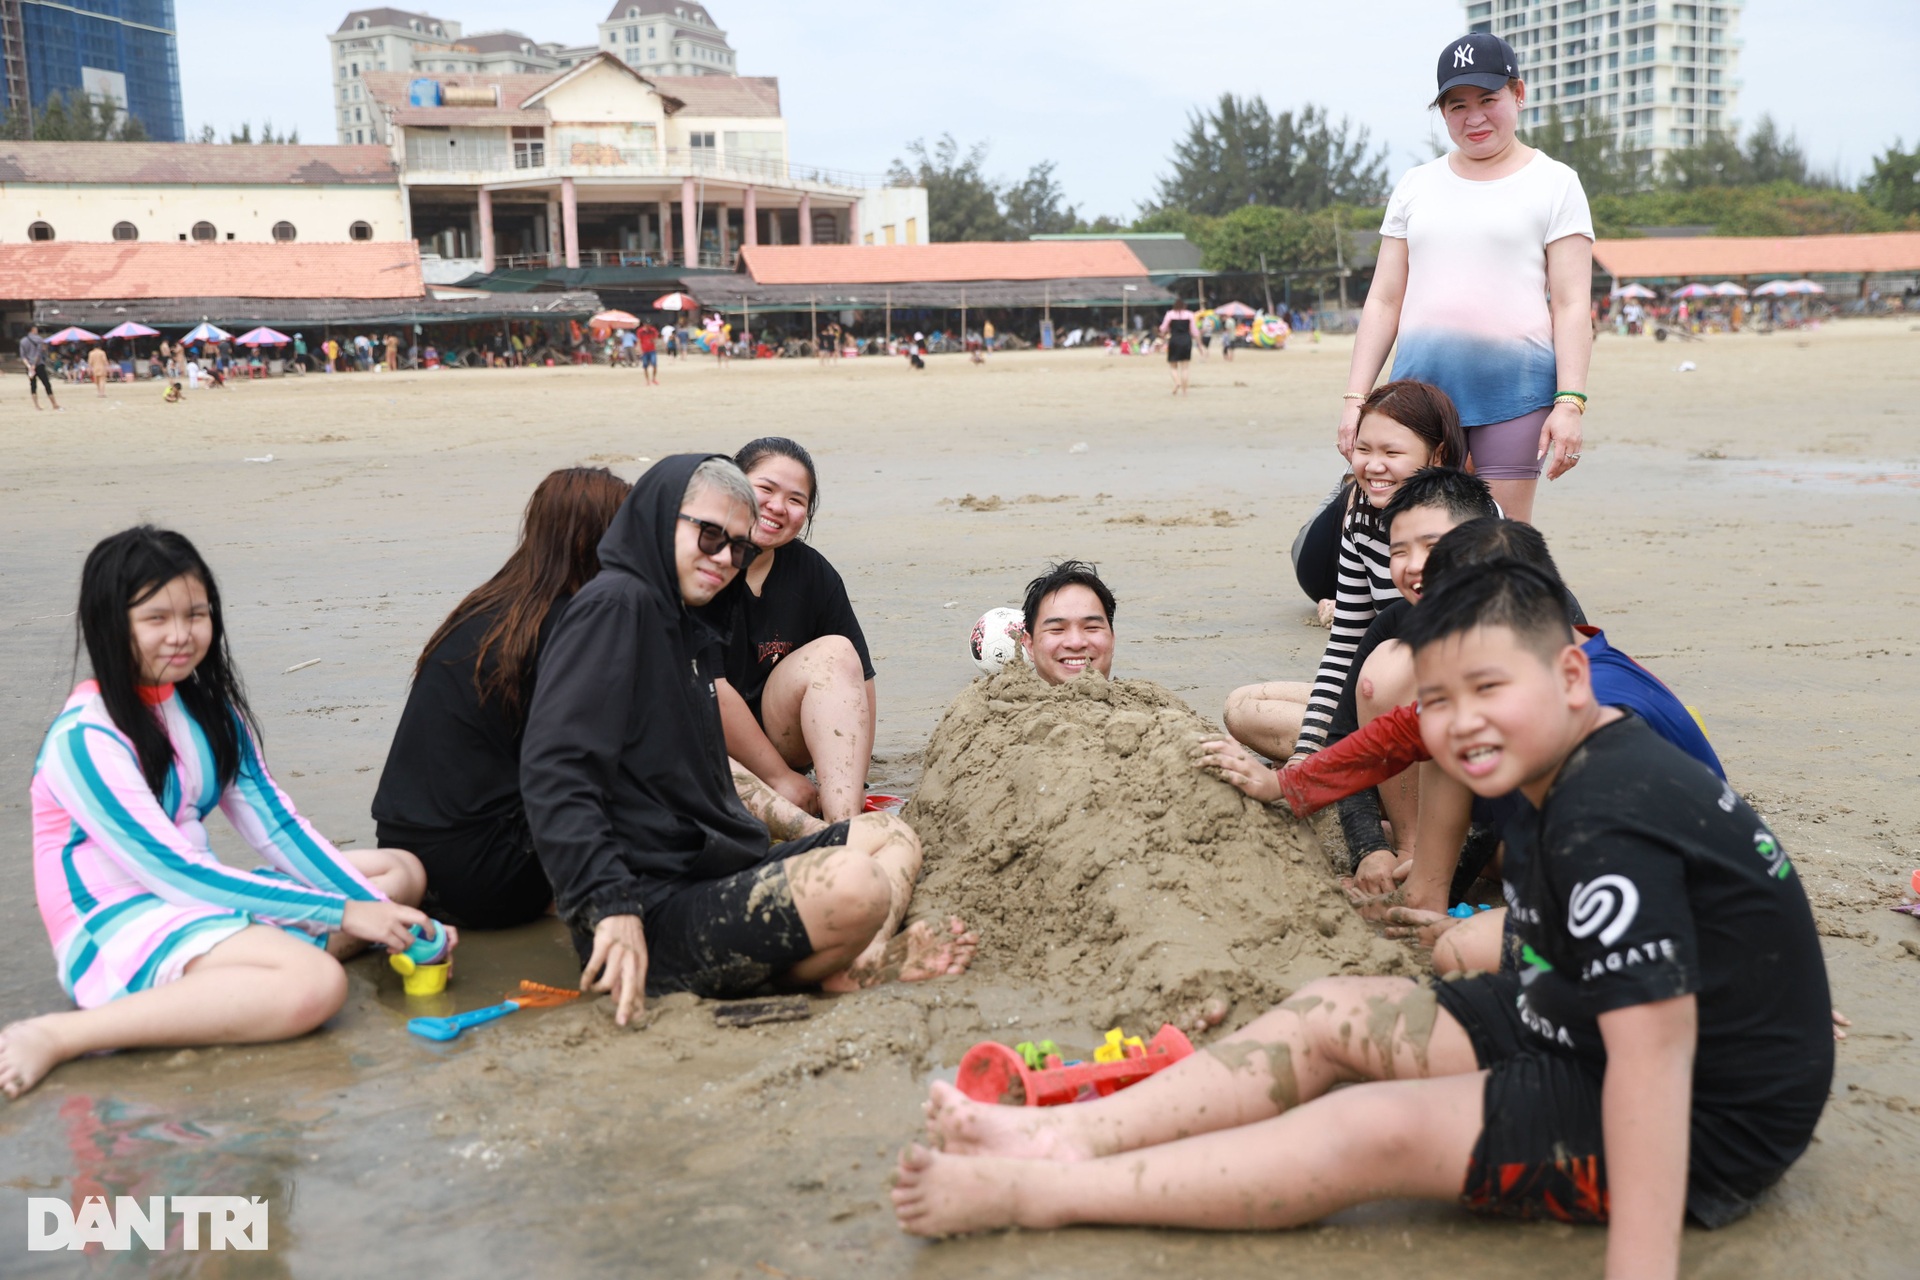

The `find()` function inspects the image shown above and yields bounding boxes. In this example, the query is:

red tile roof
[363,70,553,113]
[0,143,396,185]
[649,75,778,118]
[1594,232,1920,280]
[387,106,549,127]
[0,242,425,301]
[739,242,1149,286]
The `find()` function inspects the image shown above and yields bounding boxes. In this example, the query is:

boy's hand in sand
[1348,848,1411,898]
[1380,904,1457,951]
[1195,738,1281,805]
[340,899,432,954]
[583,914,649,1026]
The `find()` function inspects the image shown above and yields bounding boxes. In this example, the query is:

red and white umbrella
[1213,301,1258,317]
[47,326,101,344]
[104,321,159,339]
[236,326,292,346]
[590,309,639,329]
[1670,283,1715,299]
[651,292,696,312]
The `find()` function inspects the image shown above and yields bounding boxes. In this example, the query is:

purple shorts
[1467,407,1550,481]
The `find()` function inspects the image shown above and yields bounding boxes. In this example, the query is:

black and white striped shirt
[1295,495,1398,755]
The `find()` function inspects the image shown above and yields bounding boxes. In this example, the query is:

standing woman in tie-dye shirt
[0,527,441,1099]
[1338,31,1593,524]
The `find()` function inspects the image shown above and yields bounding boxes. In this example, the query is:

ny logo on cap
[1454,44,1475,67]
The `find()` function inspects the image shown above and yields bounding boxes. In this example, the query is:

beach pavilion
[1594,231,1920,300]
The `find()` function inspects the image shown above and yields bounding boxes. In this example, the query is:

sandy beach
[0,322,1915,1276]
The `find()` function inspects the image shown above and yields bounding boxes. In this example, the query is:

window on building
[191,221,216,241]
[112,221,137,241]
[28,220,54,241]
[350,221,374,241]
[269,221,295,242]
[512,126,545,169]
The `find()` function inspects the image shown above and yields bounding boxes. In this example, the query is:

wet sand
[1,323,1915,1275]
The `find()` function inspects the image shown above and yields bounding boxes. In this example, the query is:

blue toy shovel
[407,981,580,1041]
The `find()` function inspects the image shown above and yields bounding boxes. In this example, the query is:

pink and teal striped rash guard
[31,681,383,1009]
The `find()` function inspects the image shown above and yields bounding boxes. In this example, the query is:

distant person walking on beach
[88,345,110,397]
[20,325,59,410]
[1339,31,1593,524]
[1159,300,1196,395]
[636,321,660,385]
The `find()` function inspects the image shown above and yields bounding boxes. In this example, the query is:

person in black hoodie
[521,454,976,1025]
[373,467,631,929]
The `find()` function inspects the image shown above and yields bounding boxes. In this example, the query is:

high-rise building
[596,1,737,77]
[8,0,184,141]
[1462,0,1743,173]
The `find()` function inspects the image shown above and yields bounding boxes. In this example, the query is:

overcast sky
[179,0,1919,216]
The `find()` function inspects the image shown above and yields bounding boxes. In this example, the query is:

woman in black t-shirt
[718,437,877,823]
[372,467,630,928]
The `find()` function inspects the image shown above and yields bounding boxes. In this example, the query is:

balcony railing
[402,142,878,190]
[494,248,747,271]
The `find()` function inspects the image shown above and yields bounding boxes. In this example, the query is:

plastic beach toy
[957,1024,1194,1106]
[408,981,580,1042]
[863,793,906,814]
[1447,903,1496,919]
[388,920,454,996]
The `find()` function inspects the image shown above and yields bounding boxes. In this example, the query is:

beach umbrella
[235,326,292,346]
[1214,301,1258,317]
[46,326,101,344]
[1610,283,1657,299]
[1751,280,1792,296]
[1711,281,1748,296]
[103,321,159,339]
[182,321,231,343]
[590,309,639,329]
[1785,279,1826,294]
[651,292,696,311]
[1670,283,1715,299]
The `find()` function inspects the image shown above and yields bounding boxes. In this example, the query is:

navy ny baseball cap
[1436,32,1520,98]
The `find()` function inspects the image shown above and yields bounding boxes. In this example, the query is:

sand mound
[903,663,1400,1030]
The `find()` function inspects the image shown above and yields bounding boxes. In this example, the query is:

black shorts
[28,363,53,395]
[622,821,851,999]
[379,814,553,931]
[1435,973,1782,1229]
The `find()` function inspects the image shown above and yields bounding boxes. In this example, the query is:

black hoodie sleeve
[520,590,649,931]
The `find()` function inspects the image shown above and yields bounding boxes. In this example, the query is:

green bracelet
[1554,390,1587,402]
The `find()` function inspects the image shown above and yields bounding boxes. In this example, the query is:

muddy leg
[925,976,1472,1160]
[895,1069,1485,1236]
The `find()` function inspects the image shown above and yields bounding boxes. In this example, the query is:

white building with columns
[363,53,927,280]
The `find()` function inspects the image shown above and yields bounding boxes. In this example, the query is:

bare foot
[825,917,978,992]
[0,1019,66,1099]
[923,1079,1093,1161]
[892,1143,1050,1237]
[1177,995,1229,1037]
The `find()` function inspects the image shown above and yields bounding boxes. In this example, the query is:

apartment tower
[1462,0,1743,173]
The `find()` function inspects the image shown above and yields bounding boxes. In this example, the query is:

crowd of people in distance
[0,29,1838,1280]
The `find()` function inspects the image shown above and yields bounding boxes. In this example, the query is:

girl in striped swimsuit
[1223,381,1469,763]
[0,527,440,1099]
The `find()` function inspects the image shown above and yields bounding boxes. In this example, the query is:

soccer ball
[970,606,1026,675]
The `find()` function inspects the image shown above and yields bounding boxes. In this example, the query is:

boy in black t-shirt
[895,561,1830,1279]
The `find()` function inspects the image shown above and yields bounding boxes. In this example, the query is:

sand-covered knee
[902,664,1394,1029]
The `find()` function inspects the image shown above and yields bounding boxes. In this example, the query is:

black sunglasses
[677,513,760,568]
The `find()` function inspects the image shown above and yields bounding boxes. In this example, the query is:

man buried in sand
[520,455,976,1026]
[1019,560,1116,685]
[895,560,1832,1280]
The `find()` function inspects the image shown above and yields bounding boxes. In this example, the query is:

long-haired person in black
[714,437,878,823]
[373,467,632,929]
[4,527,429,1099]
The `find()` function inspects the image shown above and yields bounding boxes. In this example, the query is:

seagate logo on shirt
[1567,875,1640,947]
